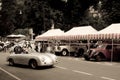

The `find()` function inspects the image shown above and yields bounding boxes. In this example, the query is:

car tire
[84,54,90,61]
[49,65,54,68]
[29,60,38,69]
[8,59,14,66]
[95,55,102,61]
[61,49,68,56]
[95,52,106,61]
[77,49,84,57]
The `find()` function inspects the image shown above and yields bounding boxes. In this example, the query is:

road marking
[96,62,113,66]
[59,57,115,66]
[55,65,93,76]
[0,67,21,80]
[101,76,116,80]
[55,65,67,70]
[72,70,93,76]
[54,65,117,80]
[60,56,120,67]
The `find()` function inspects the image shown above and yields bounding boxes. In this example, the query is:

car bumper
[38,60,57,66]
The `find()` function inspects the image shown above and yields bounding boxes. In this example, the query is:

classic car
[84,43,120,61]
[54,43,87,57]
[7,46,57,69]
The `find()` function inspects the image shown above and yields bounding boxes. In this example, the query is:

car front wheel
[95,52,105,61]
[95,55,102,61]
[8,59,14,66]
[29,60,38,69]
[61,49,68,56]
[84,54,90,61]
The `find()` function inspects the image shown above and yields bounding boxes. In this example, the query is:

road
[0,52,120,80]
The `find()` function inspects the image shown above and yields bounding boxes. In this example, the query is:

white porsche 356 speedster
[7,46,57,69]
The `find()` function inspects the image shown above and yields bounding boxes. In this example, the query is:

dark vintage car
[84,43,120,61]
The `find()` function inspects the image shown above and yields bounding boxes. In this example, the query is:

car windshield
[24,48,37,53]
[97,44,106,48]
[97,44,112,49]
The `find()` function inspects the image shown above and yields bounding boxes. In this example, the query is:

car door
[113,45,120,60]
[14,53,30,65]
[12,53,22,64]
[105,45,112,59]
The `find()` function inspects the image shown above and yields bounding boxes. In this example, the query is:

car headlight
[57,46,61,50]
[41,57,45,62]
[53,55,57,62]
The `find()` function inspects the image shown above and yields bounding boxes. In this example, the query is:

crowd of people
[0,39,101,54]
[0,40,14,52]
[0,39,54,54]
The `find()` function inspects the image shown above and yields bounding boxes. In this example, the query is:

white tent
[35,29,64,41]
[7,34,17,38]
[91,23,120,40]
[57,26,98,40]
[17,34,26,38]
[7,34,26,38]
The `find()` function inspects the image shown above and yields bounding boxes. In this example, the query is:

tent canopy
[64,26,97,35]
[35,29,64,41]
[36,26,98,41]
[35,23,120,41]
[91,23,120,40]
[98,23,120,34]
[57,26,98,40]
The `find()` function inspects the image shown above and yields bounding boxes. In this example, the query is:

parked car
[54,43,87,57]
[7,46,57,69]
[84,43,120,61]
[0,42,4,51]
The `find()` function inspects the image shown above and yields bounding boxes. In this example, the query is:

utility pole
[51,19,54,29]
[29,28,34,40]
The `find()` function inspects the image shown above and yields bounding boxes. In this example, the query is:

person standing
[37,42,42,52]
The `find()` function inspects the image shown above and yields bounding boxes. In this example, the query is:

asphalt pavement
[0,52,120,80]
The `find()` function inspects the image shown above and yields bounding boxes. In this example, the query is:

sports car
[7,46,57,69]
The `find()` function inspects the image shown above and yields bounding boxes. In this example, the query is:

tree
[23,0,52,35]
[0,0,17,36]
[101,0,120,25]
[23,0,65,35]
[2,0,119,36]
[63,0,99,31]
[84,0,107,30]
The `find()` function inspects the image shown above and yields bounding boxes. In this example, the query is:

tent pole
[69,40,70,57]
[87,39,90,51]
[111,39,113,63]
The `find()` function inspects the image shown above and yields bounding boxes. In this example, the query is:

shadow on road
[6,64,55,70]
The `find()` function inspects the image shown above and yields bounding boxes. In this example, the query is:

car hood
[29,52,57,59]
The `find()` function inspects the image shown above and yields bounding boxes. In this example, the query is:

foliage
[0,0,120,36]
[14,28,29,35]
[0,0,17,36]
[101,0,120,25]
